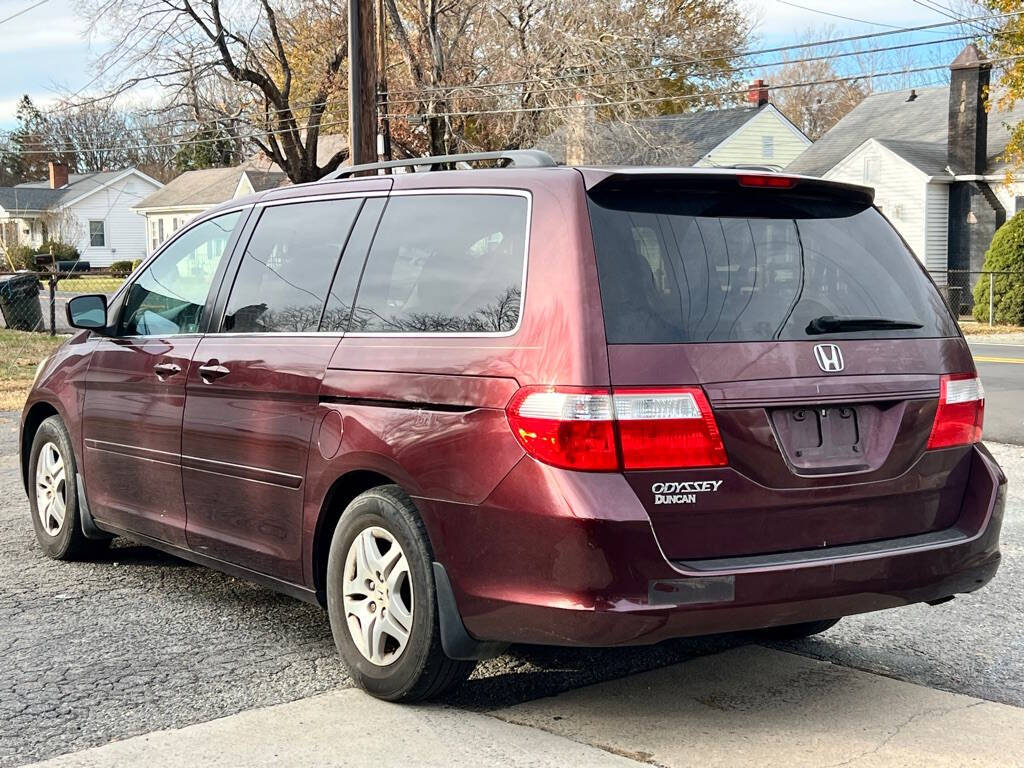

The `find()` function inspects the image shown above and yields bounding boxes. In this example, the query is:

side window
[221,199,361,333]
[89,220,106,247]
[350,194,528,333]
[121,211,241,336]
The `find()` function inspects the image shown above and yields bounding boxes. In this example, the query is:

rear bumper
[418,443,1004,647]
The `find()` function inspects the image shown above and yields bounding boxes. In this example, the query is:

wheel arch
[20,401,60,494]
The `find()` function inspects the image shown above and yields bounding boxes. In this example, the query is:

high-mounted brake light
[927,373,984,450]
[505,386,727,472]
[737,174,798,189]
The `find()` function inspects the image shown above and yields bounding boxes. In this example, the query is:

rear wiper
[805,315,924,335]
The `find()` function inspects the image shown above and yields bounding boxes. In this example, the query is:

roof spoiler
[581,169,875,206]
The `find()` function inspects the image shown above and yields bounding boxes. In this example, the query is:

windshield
[587,186,957,344]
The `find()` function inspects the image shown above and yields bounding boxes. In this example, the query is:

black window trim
[344,187,533,339]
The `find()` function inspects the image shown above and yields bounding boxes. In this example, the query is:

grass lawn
[56,275,125,294]
[0,329,67,411]
[959,320,1024,336]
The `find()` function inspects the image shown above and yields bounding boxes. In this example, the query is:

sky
[0,0,975,128]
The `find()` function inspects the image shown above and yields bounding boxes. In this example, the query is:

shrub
[109,260,134,277]
[973,212,1024,325]
[131,258,142,272]
[36,239,79,261]
[7,244,41,271]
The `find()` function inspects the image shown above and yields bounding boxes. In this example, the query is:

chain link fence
[0,270,125,335]
[930,269,1024,325]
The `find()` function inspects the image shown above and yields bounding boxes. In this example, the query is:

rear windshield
[588,185,957,343]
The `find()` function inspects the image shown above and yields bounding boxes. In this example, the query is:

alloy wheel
[343,526,414,666]
[35,442,67,537]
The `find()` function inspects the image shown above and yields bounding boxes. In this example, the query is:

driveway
[1,411,1021,765]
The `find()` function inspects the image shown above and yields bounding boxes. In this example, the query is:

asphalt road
[0,412,1021,766]
[971,341,1024,445]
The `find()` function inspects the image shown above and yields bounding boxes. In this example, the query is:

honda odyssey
[21,151,1005,701]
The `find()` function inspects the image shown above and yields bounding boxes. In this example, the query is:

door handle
[153,362,181,379]
[197,362,230,383]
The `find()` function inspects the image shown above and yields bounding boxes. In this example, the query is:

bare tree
[75,0,350,183]
[382,0,752,157]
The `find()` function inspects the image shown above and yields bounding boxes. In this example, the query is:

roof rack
[322,149,557,180]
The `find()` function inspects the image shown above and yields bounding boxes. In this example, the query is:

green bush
[36,239,79,261]
[131,258,142,272]
[974,212,1024,324]
[7,244,41,271]
[109,260,134,277]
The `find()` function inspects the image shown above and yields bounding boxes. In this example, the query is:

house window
[1014,196,1024,214]
[158,218,165,244]
[863,157,879,185]
[762,135,775,159]
[89,220,106,247]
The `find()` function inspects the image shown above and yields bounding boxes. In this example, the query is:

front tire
[28,415,108,560]
[326,485,475,701]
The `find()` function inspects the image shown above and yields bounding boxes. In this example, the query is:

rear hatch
[586,172,979,562]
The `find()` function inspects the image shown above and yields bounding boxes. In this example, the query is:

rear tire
[326,485,475,701]
[754,618,841,641]
[28,415,108,560]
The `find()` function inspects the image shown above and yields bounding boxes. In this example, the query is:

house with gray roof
[133,165,287,254]
[535,82,811,169]
[787,45,1024,299]
[0,163,162,268]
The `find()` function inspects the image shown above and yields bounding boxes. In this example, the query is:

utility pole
[348,0,377,172]
[376,0,392,162]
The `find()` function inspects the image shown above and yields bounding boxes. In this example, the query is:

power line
[0,0,48,26]
[774,0,905,29]
[383,8,1023,98]
[381,32,976,107]
[381,55,1024,120]
[0,116,349,156]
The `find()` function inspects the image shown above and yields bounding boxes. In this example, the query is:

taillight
[505,386,727,471]
[927,374,984,450]
[737,174,798,189]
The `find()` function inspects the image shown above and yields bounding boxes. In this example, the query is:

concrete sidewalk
[26,646,1024,768]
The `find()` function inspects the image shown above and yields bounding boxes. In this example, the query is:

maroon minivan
[21,152,1005,701]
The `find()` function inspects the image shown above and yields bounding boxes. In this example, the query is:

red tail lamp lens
[506,386,727,471]
[927,374,984,450]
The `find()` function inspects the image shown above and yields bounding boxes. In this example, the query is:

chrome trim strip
[180,453,303,489]
[84,439,181,467]
[84,439,301,488]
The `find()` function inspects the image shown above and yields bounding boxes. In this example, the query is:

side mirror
[66,294,109,333]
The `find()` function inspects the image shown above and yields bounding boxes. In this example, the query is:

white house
[788,44,1024,292]
[0,163,162,268]
[535,81,812,169]
[133,165,287,254]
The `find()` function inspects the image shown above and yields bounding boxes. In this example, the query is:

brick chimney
[948,44,991,175]
[747,79,769,107]
[48,161,69,189]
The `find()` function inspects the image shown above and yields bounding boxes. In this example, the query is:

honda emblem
[813,344,844,372]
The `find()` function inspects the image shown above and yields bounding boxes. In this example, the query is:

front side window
[350,194,528,333]
[89,220,105,247]
[121,211,241,336]
[222,199,361,333]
